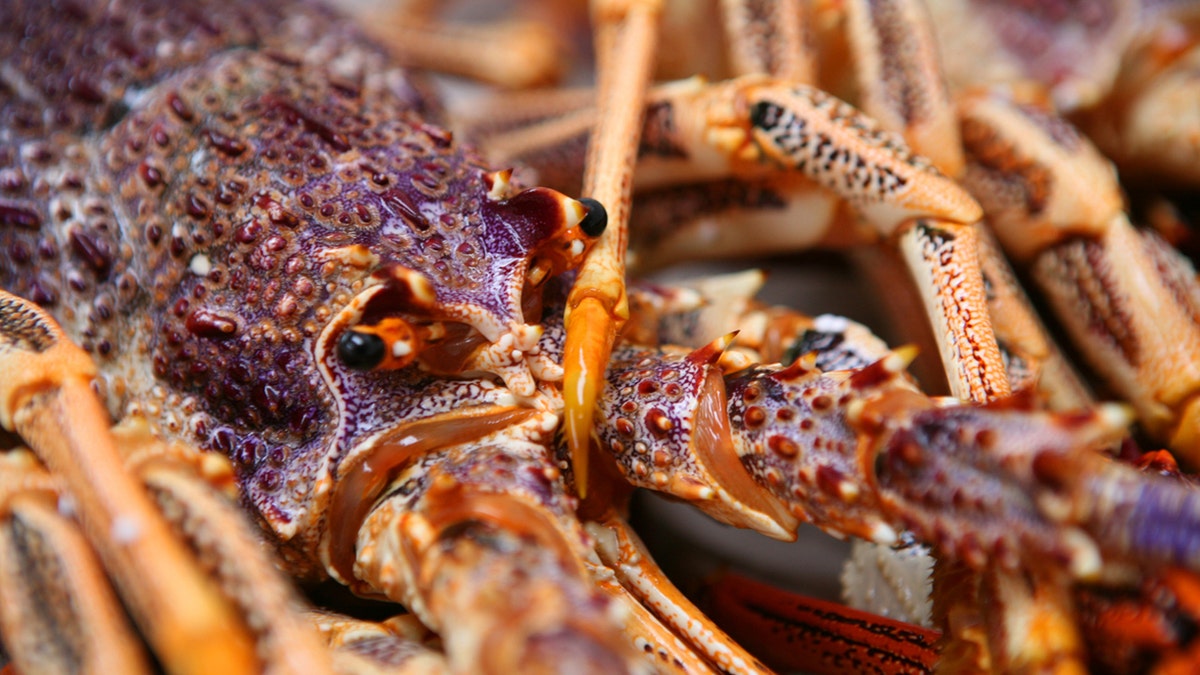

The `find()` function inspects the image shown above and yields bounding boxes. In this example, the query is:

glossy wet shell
[0,0,571,571]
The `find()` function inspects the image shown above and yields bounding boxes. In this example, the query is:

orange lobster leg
[0,290,258,675]
[0,452,152,674]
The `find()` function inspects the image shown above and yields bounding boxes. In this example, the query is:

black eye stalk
[337,329,386,370]
[577,198,608,238]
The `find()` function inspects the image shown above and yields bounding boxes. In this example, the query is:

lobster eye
[337,329,385,370]
[577,198,607,237]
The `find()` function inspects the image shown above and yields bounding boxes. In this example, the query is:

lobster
[3,0,1200,673]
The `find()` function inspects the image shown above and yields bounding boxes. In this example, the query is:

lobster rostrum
[3,0,1200,673]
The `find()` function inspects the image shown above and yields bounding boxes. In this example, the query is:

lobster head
[109,49,603,569]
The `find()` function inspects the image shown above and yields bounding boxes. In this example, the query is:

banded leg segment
[0,290,258,675]
[0,452,151,675]
[843,0,964,177]
[975,225,1093,410]
[1032,224,1200,461]
[352,440,646,674]
[719,0,813,82]
[896,220,1008,403]
[114,422,335,675]
[958,88,1200,464]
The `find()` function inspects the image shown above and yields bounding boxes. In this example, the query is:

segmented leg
[0,290,337,675]
[475,68,1001,402]
[838,3,1103,668]
[587,511,774,675]
[719,0,813,82]
[923,0,1139,112]
[958,87,1200,465]
[0,450,152,675]
[113,421,336,675]
[974,225,1093,411]
[1078,9,1200,186]
[1077,567,1200,673]
[307,610,448,674]
[350,436,648,674]
[343,0,567,89]
[836,0,1005,405]
[0,289,258,675]
[842,0,964,177]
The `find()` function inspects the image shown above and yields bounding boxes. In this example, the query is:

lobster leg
[841,0,964,177]
[929,223,1095,673]
[0,450,152,675]
[587,510,774,675]
[474,69,1009,428]
[477,68,1002,401]
[584,553,739,675]
[306,610,448,675]
[974,225,1093,411]
[1078,10,1200,187]
[350,436,647,674]
[958,86,1200,465]
[837,3,1108,669]
[894,219,1008,403]
[338,392,759,672]
[0,290,337,675]
[701,571,940,675]
[837,0,1009,404]
[112,420,337,675]
[0,289,258,675]
[339,0,567,89]
[718,0,813,83]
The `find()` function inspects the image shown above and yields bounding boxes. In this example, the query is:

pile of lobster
[2,0,1200,672]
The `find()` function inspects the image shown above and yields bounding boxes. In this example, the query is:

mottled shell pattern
[0,0,597,572]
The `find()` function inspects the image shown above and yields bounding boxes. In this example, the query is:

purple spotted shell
[0,0,578,572]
